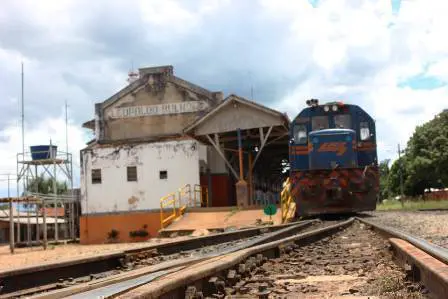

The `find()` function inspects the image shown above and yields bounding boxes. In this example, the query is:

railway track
[4,216,448,298]
[0,219,323,298]
[96,217,447,299]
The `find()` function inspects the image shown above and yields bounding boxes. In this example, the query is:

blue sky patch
[308,0,319,8]
[398,74,446,90]
[391,0,401,15]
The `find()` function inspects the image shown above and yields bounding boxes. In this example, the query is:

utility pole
[248,71,254,100]
[398,143,404,207]
[21,62,25,167]
[8,174,14,253]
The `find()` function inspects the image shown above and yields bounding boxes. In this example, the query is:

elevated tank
[30,145,57,160]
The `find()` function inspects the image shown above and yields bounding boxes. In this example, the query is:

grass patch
[377,199,448,211]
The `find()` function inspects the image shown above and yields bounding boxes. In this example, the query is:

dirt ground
[0,236,190,272]
[368,210,448,248]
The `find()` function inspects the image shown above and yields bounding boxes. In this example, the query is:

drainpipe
[237,129,243,180]
[207,167,212,207]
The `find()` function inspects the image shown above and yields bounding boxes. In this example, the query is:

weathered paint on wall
[207,146,228,174]
[80,139,200,214]
[103,77,215,141]
[108,101,210,119]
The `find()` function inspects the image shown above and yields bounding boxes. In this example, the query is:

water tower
[16,140,75,245]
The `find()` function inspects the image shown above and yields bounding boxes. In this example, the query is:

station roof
[185,95,291,182]
[184,94,290,136]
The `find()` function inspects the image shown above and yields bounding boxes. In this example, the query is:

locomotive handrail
[280,178,295,223]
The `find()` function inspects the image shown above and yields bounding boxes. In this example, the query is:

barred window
[159,170,168,180]
[92,169,102,184]
[127,166,137,182]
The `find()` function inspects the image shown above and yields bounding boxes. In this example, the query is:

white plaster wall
[207,147,228,174]
[80,139,200,214]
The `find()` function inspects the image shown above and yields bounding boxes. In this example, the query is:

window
[159,170,168,180]
[360,122,370,140]
[92,169,101,184]
[127,166,137,182]
[293,124,307,144]
[312,116,329,131]
[334,114,352,129]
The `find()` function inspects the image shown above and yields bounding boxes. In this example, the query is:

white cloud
[139,0,231,39]
[264,0,448,162]
[1,0,448,193]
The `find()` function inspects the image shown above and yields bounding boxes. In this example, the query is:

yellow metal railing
[194,184,209,207]
[160,184,208,229]
[280,178,296,223]
[178,184,192,215]
[160,192,177,229]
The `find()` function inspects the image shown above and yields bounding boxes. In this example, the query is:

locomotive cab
[289,100,379,216]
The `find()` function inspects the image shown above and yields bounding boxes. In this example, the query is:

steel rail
[66,268,181,299]
[356,217,448,264]
[103,219,355,299]
[93,217,448,299]
[0,219,314,295]
[357,217,448,299]
[7,220,316,298]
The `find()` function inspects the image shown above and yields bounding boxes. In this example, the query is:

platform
[159,206,284,236]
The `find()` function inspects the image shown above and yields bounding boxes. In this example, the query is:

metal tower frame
[16,144,75,246]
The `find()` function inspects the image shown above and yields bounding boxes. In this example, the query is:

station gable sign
[109,101,210,119]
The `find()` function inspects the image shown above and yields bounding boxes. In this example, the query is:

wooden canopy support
[206,134,239,180]
[251,126,273,172]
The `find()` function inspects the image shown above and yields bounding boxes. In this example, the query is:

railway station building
[80,65,290,244]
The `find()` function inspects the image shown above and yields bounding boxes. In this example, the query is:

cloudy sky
[1,0,447,196]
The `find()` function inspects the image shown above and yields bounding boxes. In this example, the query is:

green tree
[406,110,448,195]
[23,175,67,209]
[388,157,410,197]
[388,110,448,197]
[26,175,68,195]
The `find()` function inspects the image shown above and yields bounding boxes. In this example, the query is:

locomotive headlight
[332,104,338,112]
[324,105,330,112]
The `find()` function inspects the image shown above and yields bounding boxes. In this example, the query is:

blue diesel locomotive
[289,99,379,216]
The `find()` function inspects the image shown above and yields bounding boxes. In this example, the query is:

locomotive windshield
[360,122,370,140]
[311,116,329,131]
[334,114,352,129]
[293,124,307,144]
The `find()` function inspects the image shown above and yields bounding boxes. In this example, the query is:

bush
[107,229,119,240]
[129,229,149,238]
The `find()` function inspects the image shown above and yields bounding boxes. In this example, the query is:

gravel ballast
[367,211,448,248]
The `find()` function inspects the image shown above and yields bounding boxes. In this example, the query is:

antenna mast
[127,60,139,84]
[249,71,254,100]
[21,62,24,157]
[65,100,69,158]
